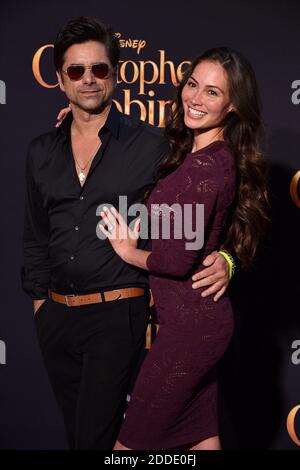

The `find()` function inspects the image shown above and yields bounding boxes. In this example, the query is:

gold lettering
[112,99,123,113]
[137,40,146,55]
[114,33,146,55]
[32,42,185,128]
[158,99,174,128]
[32,44,58,89]
[125,39,133,48]
[123,89,147,121]
[116,89,173,127]
[287,405,300,446]
[177,60,191,82]
[290,170,300,208]
[147,91,155,125]
[158,50,178,86]
[118,61,139,84]
[139,60,159,95]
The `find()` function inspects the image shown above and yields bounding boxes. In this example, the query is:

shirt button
[75,226,79,231]
[70,255,75,261]
[69,283,74,289]
[80,196,84,200]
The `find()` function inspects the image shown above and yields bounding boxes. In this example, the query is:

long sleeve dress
[118,140,237,450]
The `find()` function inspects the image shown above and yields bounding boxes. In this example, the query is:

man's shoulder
[119,112,167,144]
[28,128,61,153]
[26,128,64,171]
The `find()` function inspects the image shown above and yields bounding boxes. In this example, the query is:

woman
[100,47,269,450]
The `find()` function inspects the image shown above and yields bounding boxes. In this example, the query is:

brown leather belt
[49,287,146,307]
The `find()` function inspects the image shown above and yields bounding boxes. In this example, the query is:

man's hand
[33,299,47,315]
[55,104,71,127]
[192,251,229,302]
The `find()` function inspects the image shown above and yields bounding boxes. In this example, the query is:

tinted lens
[92,63,110,79]
[67,65,85,81]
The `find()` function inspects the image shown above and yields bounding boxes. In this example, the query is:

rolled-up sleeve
[21,142,50,299]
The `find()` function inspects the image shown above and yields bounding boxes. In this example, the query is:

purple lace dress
[118,141,236,449]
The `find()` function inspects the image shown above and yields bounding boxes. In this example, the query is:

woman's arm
[123,248,151,271]
[100,152,221,279]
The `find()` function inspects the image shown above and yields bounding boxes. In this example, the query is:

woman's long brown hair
[148,47,269,269]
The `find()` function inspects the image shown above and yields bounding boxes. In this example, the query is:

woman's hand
[55,103,72,127]
[99,206,141,261]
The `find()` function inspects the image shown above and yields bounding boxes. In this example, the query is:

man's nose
[82,68,96,84]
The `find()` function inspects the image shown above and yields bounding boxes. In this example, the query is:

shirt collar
[60,101,121,140]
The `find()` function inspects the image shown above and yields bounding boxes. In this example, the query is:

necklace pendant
[78,171,86,183]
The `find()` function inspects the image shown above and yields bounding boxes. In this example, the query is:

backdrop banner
[0,0,299,450]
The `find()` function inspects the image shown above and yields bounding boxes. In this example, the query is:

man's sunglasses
[62,63,111,81]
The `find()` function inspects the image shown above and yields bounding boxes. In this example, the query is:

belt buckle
[104,289,122,302]
[65,294,76,307]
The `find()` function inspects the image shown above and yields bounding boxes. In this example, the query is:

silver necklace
[73,142,101,183]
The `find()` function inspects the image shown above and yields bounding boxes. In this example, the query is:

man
[22,16,232,450]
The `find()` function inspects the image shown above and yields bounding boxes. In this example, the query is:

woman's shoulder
[186,140,233,172]
[188,140,233,160]
[183,140,236,205]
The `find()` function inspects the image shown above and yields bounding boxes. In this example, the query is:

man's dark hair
[54,16,120,71]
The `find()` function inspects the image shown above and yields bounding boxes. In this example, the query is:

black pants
[34,291,150,450]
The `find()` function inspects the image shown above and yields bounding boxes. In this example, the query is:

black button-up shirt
[22,103,169,299]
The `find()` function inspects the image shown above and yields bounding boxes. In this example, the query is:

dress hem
[118,428,219,451]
